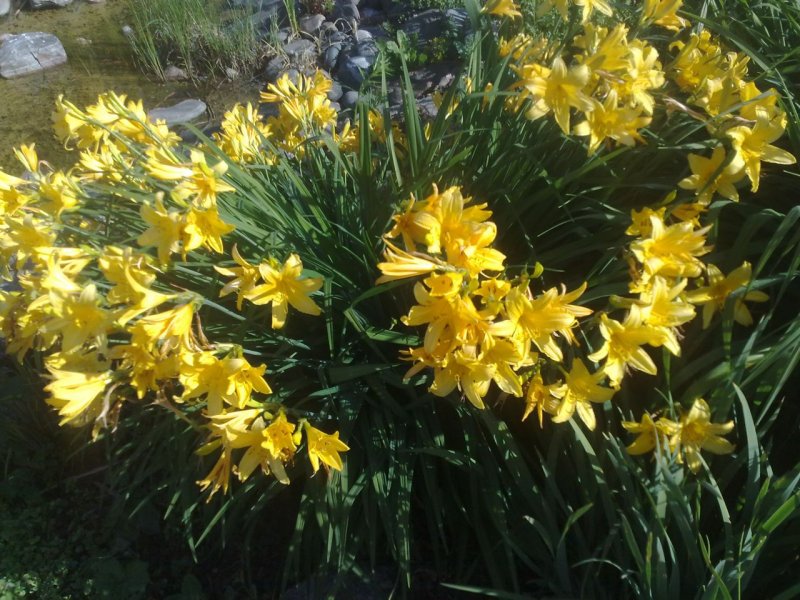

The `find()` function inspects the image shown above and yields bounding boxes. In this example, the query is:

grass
[126,0,266,82]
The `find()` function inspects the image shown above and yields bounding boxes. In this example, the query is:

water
[0,0,262,171]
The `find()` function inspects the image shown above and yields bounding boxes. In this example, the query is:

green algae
[0,0,261,171]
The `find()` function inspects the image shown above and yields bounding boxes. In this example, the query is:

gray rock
[360,25,389,41]
[299,14,325,35]
[332,2,359,23]
[0,32,67,79]
[445,8,469,34]
[320,21,338,37]
[323,42,342,71]
[225,67,240,79]
[338,53,373,89]
[327,79,343,101]
[360,7,384,24]
[75,36,92,46]
[264,55,287,81]
[164,64,188,81]
[148,99,207,125]
[283,38,316,62]
[355,39,378,60]
[341,90,359,109]
[277,29,290,43]
[401,9,445,42]
[122,25,134,37]
[328,101,341,112]
[355,28,373,43]
[29,0,72,8]
[0,0,10,18]
[417,95,438,120]
[409,62,458,96]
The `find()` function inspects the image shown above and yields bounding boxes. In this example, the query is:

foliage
[1,0,799,598]
[125,0,264,82]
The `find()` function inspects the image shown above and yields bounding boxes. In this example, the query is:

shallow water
[0,0,261,171]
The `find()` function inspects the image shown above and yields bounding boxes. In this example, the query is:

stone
[148,99,207,125]
[327,79,343,102]
[332,2,359,23]
[328,101,341,112]
[283,38,316,63]
[323,43,342,71]
[417,95,438,120]
[354,29,373,43]
[401,9,446,43]
[341,90,359,109]
[445,8,469,35]
[337,53,373,89]
[0,0,9,18]
[29,0,72,8]
[359,7,384,24]
[320,21,338,37]
[225,67,240,79]
[360,25,389,41]
[264,55,287,81]
[0,32,67,79]
[164,65,188,81]
[122,25,134,37]
[299,14,325,35]
[75,37,92,47]
[409,62,458,96]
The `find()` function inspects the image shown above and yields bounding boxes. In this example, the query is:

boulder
[264,54,287,81]
[332,2,359,24]
[327,79,343,102]
[148,99,207,125]
[341,90,359,109]
[0,0,10,18]
[28,0,72,7]
[0,32,67,79]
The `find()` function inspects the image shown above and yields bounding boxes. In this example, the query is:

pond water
[0,0,262,171]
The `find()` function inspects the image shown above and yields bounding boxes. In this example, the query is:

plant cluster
[1,0,799,596]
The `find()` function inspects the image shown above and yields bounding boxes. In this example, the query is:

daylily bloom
[304,423,350,473]
[686,262,769,328]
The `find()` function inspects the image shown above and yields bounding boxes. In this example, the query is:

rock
[320,21,338,37]
[0,0,9,18]
[86,0,106,4]
[29,0,72,8]
[338,53,373,89]
[329,101,341,112]
[148,99,207,125]
[401,9,445,43]
[417,95,438,120]
[409,62,459,96]
[277,29,290,44]
[299,14,325,35]
[164,65,188,81]
[247,1,290,27]
[355,39,378,60]
[225,67,240,79]
[75,37,92,47]
[341,90,359,109]
[354,29,373,43]
[327,31,349,44]
[332,2,359,24]
[264,55,287,81]
[327,79,343,101]
[323,42,342,71]
[283,38,316,63]
[0,32,67,79]
[122,25,134,37]
[445,8,469,35]
[359,7,384,24]
[360,25,389,41]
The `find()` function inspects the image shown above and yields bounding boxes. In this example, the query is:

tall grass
[126,0,264,81]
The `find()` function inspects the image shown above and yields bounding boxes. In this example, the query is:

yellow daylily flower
[679,146,745,203]
[550,358,615,430]
[244,254,324,329]
[685,262,769,328]
[666,398,735,472]
[481,0,521,18]
[304,423,350,473]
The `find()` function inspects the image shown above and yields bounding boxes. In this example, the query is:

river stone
[323,43,342,71]
[29,0,72,7]
[327,79,343,101]
[338,54,373,89]
[148,99,207,125]
[0,32,67,79]
[341,90,358,109]
[299,14,325,35]
[164,65,188,81]
[0,0,9,18]
[283,38,316,62]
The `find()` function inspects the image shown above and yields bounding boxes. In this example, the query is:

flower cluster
[377,184,620,428]
[0,82,350,499]
[622,398,734,472]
